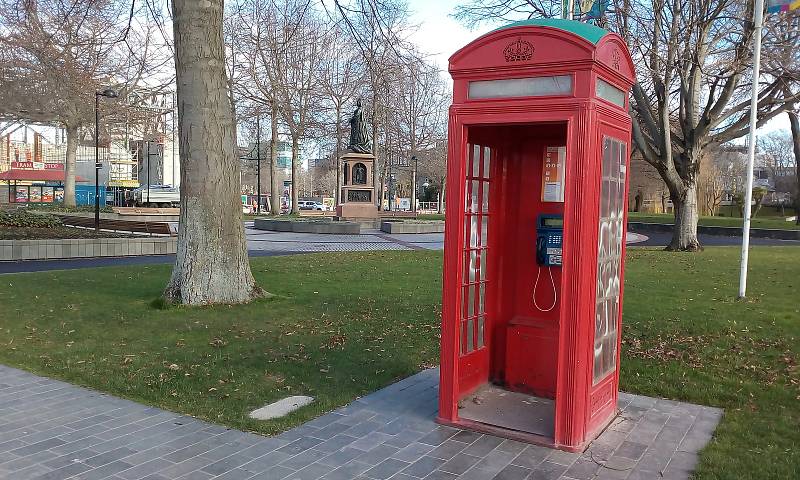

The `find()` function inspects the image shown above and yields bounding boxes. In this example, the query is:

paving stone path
[0,365,721,480]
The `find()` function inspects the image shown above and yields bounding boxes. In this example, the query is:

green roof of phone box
[493,18,609,45]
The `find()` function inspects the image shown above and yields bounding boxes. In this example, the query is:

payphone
[533,214,563,312]
[439,18,635,451]
[536,214,563,267]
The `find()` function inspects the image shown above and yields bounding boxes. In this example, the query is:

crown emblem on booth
[503,38,534,62]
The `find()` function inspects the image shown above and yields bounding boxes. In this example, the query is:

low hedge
[0,210,62,228]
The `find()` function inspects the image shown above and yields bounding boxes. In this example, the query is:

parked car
[298,201,324,211]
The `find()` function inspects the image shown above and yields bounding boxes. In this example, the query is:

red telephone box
[438,19,635,452]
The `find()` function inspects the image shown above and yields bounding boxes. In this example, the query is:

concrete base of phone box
[436,405,618,453]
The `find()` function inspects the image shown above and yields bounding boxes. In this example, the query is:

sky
[405,0,490,73]
[405,0,791,135]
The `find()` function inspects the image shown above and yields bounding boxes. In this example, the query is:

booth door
[458,144,492,394]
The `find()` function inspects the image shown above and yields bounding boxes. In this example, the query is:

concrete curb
[253,218,361,234]
[0,237,177,261]
[628,221,800,240]
[380,221,446,234]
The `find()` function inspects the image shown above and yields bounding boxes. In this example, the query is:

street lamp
[95,88,118,231]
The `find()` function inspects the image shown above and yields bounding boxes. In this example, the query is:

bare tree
[789,110,800,223]
[165,0,261,305]
[0,0,169,206]
[759,130,795,179]
[452,1,800,251]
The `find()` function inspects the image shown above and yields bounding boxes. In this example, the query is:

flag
[767,0,800,12]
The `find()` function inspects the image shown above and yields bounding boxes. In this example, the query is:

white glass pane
[481,215,489,245]
[469,75,573,99]
[477,315,485,348]
[471,180,480,212]
[469,250,478,282]
[482,182,490,212]
[470,215,480,247]
[467,284,475,318]
[596,78,626,107]
[464,179,469,212]
[479,283,485,314]
[461,322,468,354]
[472,144,481,177]
[483,147,491,179]
[466,318,474,352]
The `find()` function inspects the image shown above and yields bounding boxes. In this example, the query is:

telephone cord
[533,266,557,312]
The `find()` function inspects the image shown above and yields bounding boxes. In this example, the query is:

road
[1,223,797,274]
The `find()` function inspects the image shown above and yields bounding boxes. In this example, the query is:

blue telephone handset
[536,214,563,267]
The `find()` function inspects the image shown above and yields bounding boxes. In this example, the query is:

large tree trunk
[290,135,299,214]
[667,182,702,251]
[165,0,261,305]
[63,124,78,207]
[788,110,800,225]
[270,103,279,215]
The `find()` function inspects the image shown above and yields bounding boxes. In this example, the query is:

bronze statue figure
[347,99,372,154]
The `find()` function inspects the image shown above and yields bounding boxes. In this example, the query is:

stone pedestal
[337,152,378,218]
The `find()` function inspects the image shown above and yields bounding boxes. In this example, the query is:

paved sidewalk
[0,365,721,480]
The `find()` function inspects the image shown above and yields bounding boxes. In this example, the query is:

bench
[58,215,175,236]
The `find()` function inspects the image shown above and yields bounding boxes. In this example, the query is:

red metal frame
[438,22,635,452]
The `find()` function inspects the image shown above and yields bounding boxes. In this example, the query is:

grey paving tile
[25,461,92,479]
[73,460,134,480]
[461,435,503,457]
[356,444,401,466]
[317,446,365,468]
[416,428,458,446]
[320,460,372,479]
[531,460,570,480]
[438,453,481,475]
[563,457,601,479]
[391,442,436,462]
[401,455,445,478]
[248,465,296,479]
[362,458,410,479]
[450,430,482,445]
[510,445,550,469]
[241,451,293,473]
[491,464,531,480]
[0,366,721,480]
[84,446,137,467]
[313,434,359,453]
[280,449,328,470]
[117,457,175,480]
[427,440,467,460]
[422,471,459,480]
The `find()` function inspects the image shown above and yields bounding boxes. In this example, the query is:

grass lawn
[0,248,798,479]
[628,211,800,230]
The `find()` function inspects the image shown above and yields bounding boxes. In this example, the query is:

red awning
[0,170,88,182]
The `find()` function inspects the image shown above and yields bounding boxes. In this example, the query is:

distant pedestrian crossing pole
[738,0,766,299]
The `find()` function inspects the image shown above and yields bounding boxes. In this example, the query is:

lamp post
[95,88,118,231]
[256,115,261,214]
[411,155,418,214]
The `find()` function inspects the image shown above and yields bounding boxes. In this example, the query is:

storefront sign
[11,161,64,170]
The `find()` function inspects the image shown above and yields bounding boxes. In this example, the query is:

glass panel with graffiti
[593,137,626,384]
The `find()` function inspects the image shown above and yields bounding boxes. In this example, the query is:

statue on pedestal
[347,99,372,154]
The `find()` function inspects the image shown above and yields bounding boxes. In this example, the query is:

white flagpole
[738,0,766,299]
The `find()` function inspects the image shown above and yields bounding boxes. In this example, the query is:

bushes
[33,204,113,214]
[0,209,62,228]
